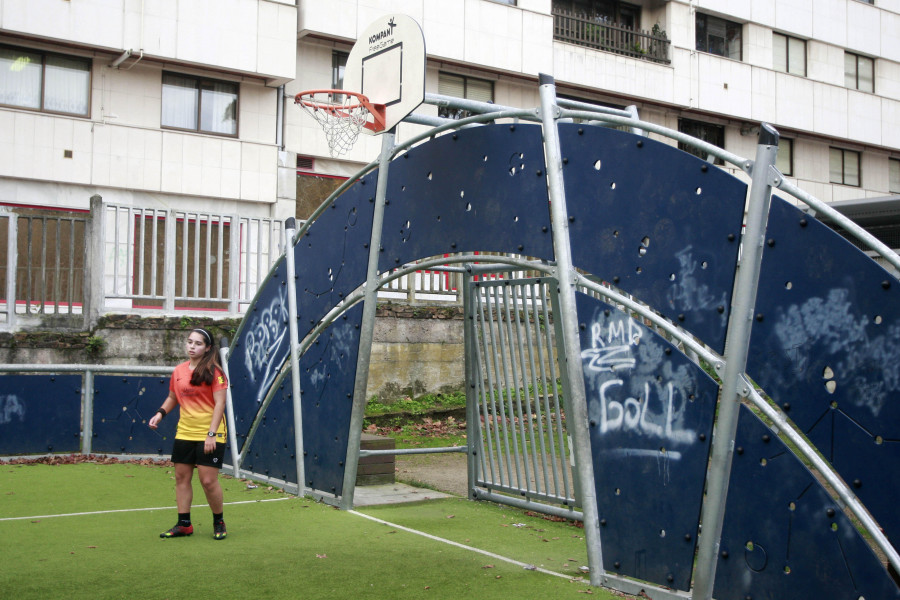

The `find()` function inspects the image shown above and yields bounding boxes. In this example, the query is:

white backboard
[343,14,426,134]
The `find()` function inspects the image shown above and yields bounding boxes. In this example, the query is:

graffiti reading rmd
[244,286,289,404]
[582,313,697,445]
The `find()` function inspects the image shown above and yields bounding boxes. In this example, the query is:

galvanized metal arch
[219,89,900,600]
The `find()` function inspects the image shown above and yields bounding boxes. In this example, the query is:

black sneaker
[160,524,193,538]
[213,520,227,540]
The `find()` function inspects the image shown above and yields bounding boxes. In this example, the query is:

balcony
[553,9,670,65]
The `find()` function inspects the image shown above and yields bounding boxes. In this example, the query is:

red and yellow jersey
[169,361,228,442]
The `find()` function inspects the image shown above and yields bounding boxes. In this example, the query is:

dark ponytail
[190,328,223,386]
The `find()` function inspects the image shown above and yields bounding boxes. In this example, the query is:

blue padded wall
[378,124,554,269]
[714,405,900,599]
[91,375,176,455]
[577,292,718,591]
[563,125,745,354]
[747,196,900,548]
[228,170,376,452]
[0,375,82,455]
[241,303,362,495]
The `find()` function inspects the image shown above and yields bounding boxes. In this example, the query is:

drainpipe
[276,85,285,150]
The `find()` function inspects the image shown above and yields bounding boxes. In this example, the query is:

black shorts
[171,438,226,469]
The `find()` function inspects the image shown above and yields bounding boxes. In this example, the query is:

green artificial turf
[0,461,624,600]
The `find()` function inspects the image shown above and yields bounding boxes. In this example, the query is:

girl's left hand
[204,436,216,454]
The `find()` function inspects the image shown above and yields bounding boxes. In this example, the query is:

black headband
[192,328,213,345]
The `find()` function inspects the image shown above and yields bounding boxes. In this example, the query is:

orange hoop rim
[294,89,386,132]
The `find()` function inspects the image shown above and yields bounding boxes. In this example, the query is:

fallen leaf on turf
[524,564,537,571]
[495,575,502,579]
[31,520,40,524]
[482,565,494,569]
[424,586,430,590]
[577,589,594,594]
[316,553,327,559]
[87,546,97,549]
[445,514,455,519]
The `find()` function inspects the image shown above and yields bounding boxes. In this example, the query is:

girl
[149,328,229,540]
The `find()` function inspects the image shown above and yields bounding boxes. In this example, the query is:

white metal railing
[0,207,88,330]
[101,202,283,316]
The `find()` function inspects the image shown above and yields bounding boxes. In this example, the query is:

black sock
[178,512,191,527]
[213,512,224,523]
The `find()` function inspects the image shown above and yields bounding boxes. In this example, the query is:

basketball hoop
[294,90,386,157]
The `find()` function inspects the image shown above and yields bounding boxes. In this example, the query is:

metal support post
[691,124,780,600]
[218,338,242,479]
[462,271,479,498]
[163,209,176,312]
[340,130,396,510]
[537,73,605,587]
[283,218,306,496]
[85,195,104,330]
[82,369,94,455]
[228,213,241,314]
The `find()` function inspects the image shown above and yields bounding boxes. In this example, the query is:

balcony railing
[553,9,670,65]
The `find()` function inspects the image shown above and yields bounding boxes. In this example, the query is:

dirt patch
[395,452,470,497]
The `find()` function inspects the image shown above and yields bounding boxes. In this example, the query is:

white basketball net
[297,93,371,157]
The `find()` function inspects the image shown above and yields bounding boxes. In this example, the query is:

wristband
[156,407,167,418]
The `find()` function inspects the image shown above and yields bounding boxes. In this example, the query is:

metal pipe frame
[358,446,467,457]
[340,130,397,510]
[691,124,780,600]
[283,218,306,496]
[221,83,899,588]
[538,73,605,587]
[219,338,242,478]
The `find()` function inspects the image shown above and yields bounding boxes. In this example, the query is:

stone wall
[0,305,465,402]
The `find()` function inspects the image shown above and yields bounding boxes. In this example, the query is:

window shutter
[467,78,494,103]
[438,73,465,98]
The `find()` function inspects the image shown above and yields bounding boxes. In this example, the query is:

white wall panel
[846,0,881,57]
[811,0,847,48]
[847,90,883,146]
[812,83,849,139]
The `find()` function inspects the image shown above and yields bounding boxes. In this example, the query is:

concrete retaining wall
[0,304,466,402]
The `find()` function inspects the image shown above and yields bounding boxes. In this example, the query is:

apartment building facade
[292,0,900,247]
[1,0,898,326]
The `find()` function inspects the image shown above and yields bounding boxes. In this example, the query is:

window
[773,33,806,76]
[332,51,348,90]
[777,138,793,176]
[845,52,874,93]
[678,118,725,165]
[553,0,639,28]
[437,73,494,120]
[0,46,91,116]
[890,158,900,194]
[696,13,742,60]
[161,73,238,136]
[830,148,860,187]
